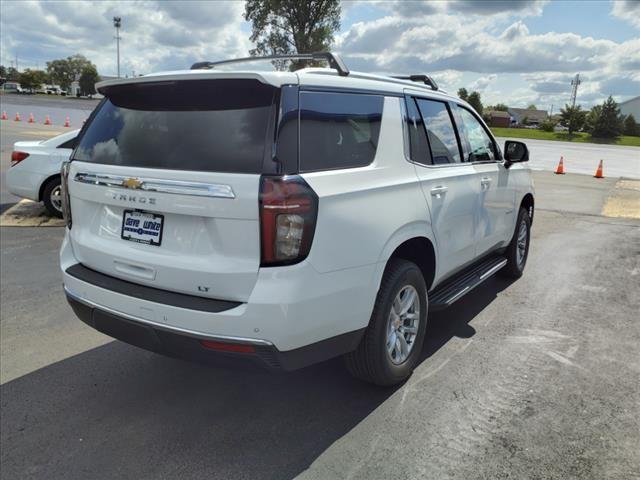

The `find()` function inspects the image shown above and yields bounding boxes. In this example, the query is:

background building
[508,108,548,127]
[485,110,511,127]
[620,96,640,121]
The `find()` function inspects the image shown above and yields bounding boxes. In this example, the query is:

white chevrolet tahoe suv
[60,53,534,386]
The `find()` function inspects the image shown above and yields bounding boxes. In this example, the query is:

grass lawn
[490,127,640,147]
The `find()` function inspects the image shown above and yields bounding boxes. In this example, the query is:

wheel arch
[520,193,534,225]
[38,174,61,201]
[373,222,438,293]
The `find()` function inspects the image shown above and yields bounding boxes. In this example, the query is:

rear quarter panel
[302,97,437,316]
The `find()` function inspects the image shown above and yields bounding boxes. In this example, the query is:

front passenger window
[458,107,496,162]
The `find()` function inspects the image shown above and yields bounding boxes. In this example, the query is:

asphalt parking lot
[1,109,640,479]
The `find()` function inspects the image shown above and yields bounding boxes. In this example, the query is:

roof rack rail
[190,52,350,77]
[390,75,439,91]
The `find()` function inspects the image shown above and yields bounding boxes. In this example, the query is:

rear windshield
[72,79,276,174]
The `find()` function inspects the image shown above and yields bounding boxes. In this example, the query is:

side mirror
[504,140,529,167]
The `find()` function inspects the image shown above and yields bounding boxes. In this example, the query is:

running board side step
[429,256,508,311]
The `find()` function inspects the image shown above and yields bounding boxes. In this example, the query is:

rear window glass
[299,92,383,172]
[72,79,275,173]
[58,137,77,150]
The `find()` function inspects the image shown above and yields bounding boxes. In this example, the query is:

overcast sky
[1,0,638,111]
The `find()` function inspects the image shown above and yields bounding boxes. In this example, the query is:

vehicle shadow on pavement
[420,275,515,362]
[0,277,514,480]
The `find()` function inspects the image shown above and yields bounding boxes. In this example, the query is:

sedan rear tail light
[60,161,72,229]
[259,175,318,266]
[10,151,29,166]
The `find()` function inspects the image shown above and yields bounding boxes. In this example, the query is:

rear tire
[345,259,428,386]
[500,207,531,279]
[42,177,63,218]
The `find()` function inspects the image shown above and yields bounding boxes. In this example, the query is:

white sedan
[6,129,80,218]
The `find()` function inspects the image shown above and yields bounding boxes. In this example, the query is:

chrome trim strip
[479,259,508,281]
[64,285,273,346]
[74,172,235,199]
[446,286,470,304]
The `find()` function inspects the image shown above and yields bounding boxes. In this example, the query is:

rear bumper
[61,232,377,353]
[65,287,364,371]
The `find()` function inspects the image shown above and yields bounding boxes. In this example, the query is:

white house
[620,96,640,121]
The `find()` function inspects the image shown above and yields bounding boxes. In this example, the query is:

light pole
[113,16,122,78]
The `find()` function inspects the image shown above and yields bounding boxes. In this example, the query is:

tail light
[10,151,29,166]
[60,161,72,229]
[259,175,318,266]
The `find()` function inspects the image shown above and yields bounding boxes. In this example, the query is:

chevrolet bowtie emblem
[123,178,143,189]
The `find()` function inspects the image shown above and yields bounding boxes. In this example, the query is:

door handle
[480,177,492,189]
[430,186,448,196]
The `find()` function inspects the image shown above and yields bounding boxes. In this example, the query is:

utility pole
[570,73,581,108]
[113,16,122,78]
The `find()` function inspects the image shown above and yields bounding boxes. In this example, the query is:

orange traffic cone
[594,160,604,179]
[1,111,7,120]
[554,156,565,174]
[64,116,70,127]
[44,115,52,125]
[28,113,35,123]
[14,112,21,122]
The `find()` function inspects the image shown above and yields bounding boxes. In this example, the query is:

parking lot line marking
[0,200,64,227]
[601,179,640,219]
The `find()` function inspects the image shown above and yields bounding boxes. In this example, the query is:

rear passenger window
[299,92,383,172]
[416,99,461,164]
[58,137,77,150]
[405,97,431,165]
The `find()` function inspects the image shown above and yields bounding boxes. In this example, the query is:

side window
[405,97,431,165]
[457,107,496,162]
[58,137,77,150]
[415,99,462,164]
[299,91,383,172]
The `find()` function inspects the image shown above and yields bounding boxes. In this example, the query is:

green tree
[79,65,100,97]
[623,114,639,136]
[539,118,557,132]
[467,91,483,115]
[0,65,6,79]
[591,96,623,139]
[46,54,94,90]
[46,59,73,89]
[527,104,537,110]
[489,103,509,112]
[6,67,20,81]
[559,104,586,137]
[585,105,601,133]
[457,87,468,101]
[244,0,341,71]
[19,69,48,91]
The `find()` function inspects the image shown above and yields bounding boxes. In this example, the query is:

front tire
[42,177,63,218]
[345,259,428,386]
[500,207,531,278]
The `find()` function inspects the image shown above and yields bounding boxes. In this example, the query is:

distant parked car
[554,124,568,132]
[2,82,24,93]
[6,129,79,217]
[45,85,65,95]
